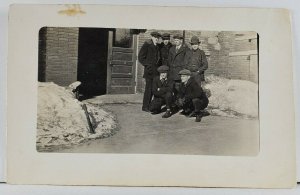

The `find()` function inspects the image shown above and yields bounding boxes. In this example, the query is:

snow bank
[203,75,258,118]
[37,82,117,151]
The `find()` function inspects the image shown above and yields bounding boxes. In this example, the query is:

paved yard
[60,103,259,156]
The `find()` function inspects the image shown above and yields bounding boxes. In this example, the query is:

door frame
[106,30,138,94]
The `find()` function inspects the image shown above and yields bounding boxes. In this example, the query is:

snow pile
[203,75,258,118]
[37,82,117,151]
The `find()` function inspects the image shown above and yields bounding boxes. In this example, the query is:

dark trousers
[150,92,173,112]
[183,96,209,114]
[142,78,153,110]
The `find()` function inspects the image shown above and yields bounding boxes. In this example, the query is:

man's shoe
[142,107,151,112]
[162,110,172,118]
[188,111,197,118]
[180,109,191,116]
[179,110,188,115]
[200,110,210,117]
[195,115,202,122]
[151,110,161,115]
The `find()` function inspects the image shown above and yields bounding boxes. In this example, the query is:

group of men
[138,31,209,122]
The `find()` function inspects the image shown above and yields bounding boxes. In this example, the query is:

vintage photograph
[37,27,259,155]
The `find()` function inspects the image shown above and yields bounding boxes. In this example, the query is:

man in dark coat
[138,31,161,112]
[168,34,188,81]
[149,65,174,118]
[184,36,208,85]
[159,33,172,66]
[177,69,209,122]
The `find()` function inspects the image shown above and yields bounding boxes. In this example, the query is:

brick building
[38,27,258,96]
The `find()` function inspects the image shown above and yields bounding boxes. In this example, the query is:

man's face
[174,39,182,46]
[151,36,158,44]
[158,37,163,44]
[163,40,169,45]
[181,75,190,83]
[191,44,199,50]
[160,72,167,79]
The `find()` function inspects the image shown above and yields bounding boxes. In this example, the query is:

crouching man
[177,69,209,122]
[149,65,174,118]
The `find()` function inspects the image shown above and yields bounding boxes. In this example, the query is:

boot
[162,110,172,118]
[142,107,151,112]
[195,114,202,122]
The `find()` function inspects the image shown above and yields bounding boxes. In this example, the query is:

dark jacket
[159,42,173,66]
[178,77,206,100]
[184,48,208,73]
[138,40,161,79]
[152,76,174,97]
[168,44,188,80]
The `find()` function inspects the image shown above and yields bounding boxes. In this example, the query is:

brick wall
[42,27,79,86]
[137,30,258,92]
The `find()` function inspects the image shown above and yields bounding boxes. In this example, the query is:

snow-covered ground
[37,82,117,151]
[204,75,258,119]
[36,76,258,151]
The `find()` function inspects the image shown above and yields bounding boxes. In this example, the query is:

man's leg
[191,97,209,122]
[162,92,173,118]
[181,99,193,115]
[164,92,173,110]
[142,78,153,112]
[150,97,163,114]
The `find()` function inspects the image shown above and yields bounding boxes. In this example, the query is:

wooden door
[106,31,137,94]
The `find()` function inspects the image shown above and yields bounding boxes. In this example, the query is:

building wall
[39,28,258,93]
[40,27,79,86]
[136,30,258,93]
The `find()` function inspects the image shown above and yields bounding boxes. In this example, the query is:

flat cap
[173,34,184,39]
[157,65,169,73]
[161,33,171,40]
[150,31,161,38]
[178,69,191,75]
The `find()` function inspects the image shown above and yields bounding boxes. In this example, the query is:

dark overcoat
[138,40,161,79]
[184,49,208,72]
[178,77,206,100]
[152,76,174,97]
[159,42,173,66]
[168,44,188,80]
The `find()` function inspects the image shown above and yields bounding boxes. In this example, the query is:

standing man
[159,33,172,66]
[149,65,174,118]
[168,34,188,82]
[177,69,209,122]
[138,31,161,112]
[184,36,208,85]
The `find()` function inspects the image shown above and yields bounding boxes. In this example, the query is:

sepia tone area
[37,27,259,155]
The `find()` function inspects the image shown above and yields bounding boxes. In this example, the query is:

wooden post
[106,31,113,94]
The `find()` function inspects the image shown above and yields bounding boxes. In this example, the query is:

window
[113,28,132,48]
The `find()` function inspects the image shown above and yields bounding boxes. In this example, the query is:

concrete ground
[60,102,259,156]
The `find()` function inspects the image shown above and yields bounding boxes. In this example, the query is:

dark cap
[190,36,200,44]
[178,69,191,76]
[157,65,169,73]
[150,31,161,38]
[161,33,171,40]
[173,34,184,40]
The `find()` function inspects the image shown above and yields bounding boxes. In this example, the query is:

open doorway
[77,28,110,99]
